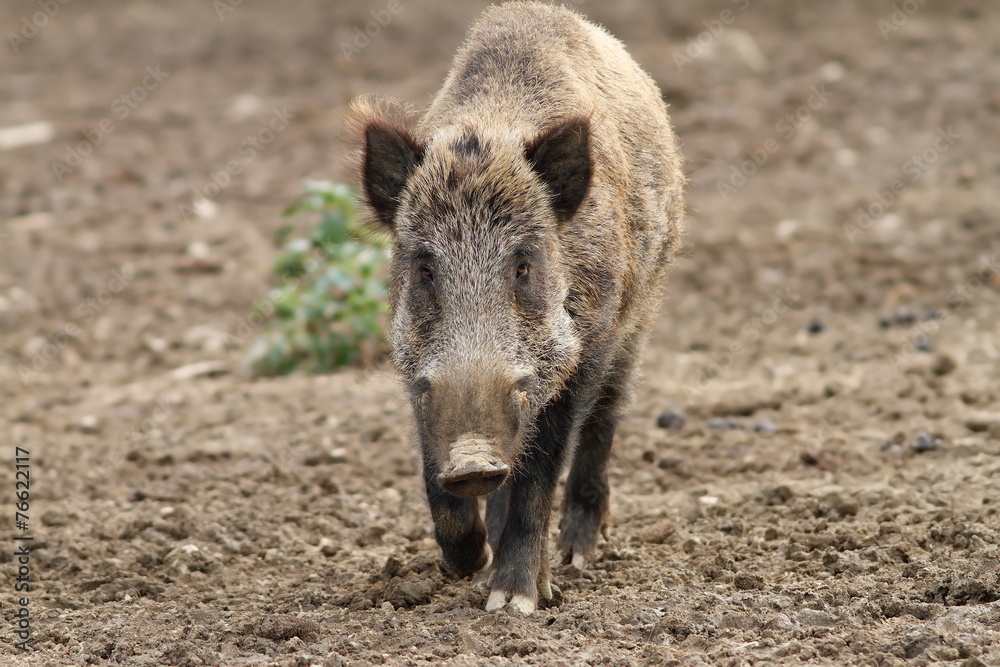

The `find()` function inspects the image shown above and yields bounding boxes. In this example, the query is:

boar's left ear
[347,98,425,231]
[526,117,592,222]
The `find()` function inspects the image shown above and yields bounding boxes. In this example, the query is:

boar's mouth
[437,435,510,498]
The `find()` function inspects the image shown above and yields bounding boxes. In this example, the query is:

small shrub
[244,180,390,376]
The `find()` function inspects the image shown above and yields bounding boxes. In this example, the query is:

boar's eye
[419,265,434,284]
[516,263,529,280]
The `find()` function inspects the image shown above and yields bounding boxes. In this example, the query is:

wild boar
[348,1,684,614]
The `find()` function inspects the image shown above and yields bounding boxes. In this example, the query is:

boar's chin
[437,434,511,498]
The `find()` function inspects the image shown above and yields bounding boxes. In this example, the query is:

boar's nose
[438,435,510,498]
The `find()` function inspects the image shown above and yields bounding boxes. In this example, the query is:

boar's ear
[347,98,424,230]
[526,117,592,222]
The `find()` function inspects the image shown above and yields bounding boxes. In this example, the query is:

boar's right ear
[526,116,592,223]
[347,98,424,230]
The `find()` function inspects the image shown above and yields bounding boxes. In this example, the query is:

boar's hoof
[486,589,537,615]
[438,443,509,497]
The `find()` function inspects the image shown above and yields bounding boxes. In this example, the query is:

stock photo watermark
[80,397,181,497]
[716,83,832,201]
[878,0,928,39]
[886,253,999,372]
[7,0,71,53]
[213,0,244,21]
[843,126,959,243]
[50,65,170,182]
[673,0,752,72]
[178,106,294,222]
[340,0,415,62]
[12,446,33,651]
[683,287,801,399]
[14,264,134,384]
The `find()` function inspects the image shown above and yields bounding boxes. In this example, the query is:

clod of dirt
[760,485,793,505]
[366,554,447,609]
[734,572,764,590]
[655,408,687,429]
[243,614,321,641]
[931,354,957,376]
[965,412,1000,434]
[709,398,782,417]
[636,519,677,544]
[165,543,219,575]
[925,568,1000,605]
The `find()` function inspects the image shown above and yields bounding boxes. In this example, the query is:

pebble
[877,315,893,329]
[913,335,934,353]
[752,420,776,435]
[894,308,916,326]
[911,433,942,453]
[806,318,826,334]
[707,417,741,430]
[880,440,903,455]
[80,415,101,434]
[656,409,686,430]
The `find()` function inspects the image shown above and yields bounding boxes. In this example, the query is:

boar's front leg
[485,390,579,615]
[558,345,638,567]
[423,459,492,577]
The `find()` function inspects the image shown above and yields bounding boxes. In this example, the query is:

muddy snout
[438,436,510,498]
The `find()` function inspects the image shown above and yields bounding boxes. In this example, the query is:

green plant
[244,180,390,376]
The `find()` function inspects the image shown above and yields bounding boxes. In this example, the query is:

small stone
[806,318,826,334]
[656,409,687,430]
[699,495,719,506]
[318,538,338,557]
[880,440,902,456]
[707,417,741,430]
[923,308,943,321]
[763,527,779,540]
[894,308,917,326]
[641,450,656,463]
[380,601,394,612]
[327,448,349,463]
[911,433,942,453]
[752,420,776,435]
[800,451,820,466]
[877,315,892,329]
[80,415,101,434]
[914,335,935,353]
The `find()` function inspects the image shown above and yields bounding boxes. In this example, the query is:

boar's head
[350,100,591,497]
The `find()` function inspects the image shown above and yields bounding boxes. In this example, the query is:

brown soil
[2,0,999,665]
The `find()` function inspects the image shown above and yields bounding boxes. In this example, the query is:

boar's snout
[437,435,510,497]
[418,371,534,498]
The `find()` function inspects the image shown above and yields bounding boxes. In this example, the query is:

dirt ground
[2,0,999,665]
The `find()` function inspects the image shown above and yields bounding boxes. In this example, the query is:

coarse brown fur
[347,1,684,614]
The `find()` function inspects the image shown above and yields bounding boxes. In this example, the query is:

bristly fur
[345,1,686,613]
